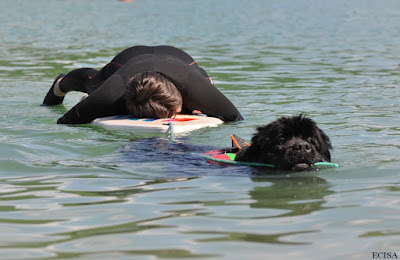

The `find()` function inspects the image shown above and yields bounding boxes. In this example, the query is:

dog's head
[236,115,332,171]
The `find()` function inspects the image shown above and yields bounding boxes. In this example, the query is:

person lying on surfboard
[42,45,244,124]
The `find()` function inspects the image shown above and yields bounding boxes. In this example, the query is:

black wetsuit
[54,45,244,124]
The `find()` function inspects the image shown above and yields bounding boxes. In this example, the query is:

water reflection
[0,176,217,258]
[190,230,315,245]
[249,176,333,218]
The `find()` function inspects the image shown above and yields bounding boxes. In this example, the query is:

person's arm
[57,74,127,124]
[182,68,244,122]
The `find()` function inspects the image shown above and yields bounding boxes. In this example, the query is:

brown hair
[125,72,183,118]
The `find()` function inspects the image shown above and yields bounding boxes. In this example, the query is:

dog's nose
[293,141,311,153]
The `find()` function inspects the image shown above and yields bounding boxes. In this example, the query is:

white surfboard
[91,114,223,134]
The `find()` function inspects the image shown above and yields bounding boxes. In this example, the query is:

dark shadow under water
[116,137,251,177]
[116,137,329,178]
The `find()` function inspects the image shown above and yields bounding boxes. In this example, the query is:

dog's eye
[278,138,285,145]
[307,137,318,146]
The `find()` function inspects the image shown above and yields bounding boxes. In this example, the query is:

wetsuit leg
[58,68,101,94]
[59,60,124,94]
[44,69,99,106]
[42,74,67,106]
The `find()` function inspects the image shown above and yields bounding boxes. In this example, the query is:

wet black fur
[235,115,332,171]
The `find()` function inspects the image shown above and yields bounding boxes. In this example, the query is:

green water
[1,0,400,259]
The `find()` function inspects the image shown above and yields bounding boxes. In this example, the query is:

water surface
[0,0,399,259]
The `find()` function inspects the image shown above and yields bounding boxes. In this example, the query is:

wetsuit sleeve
[182,68,244,122]
[57,74,127,124]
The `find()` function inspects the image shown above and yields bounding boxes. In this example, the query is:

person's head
[125,71,183,118]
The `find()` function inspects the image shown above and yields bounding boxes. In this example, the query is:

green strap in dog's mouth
[200,153,339,169]
[312,162,339,168]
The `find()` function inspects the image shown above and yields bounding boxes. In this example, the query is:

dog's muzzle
[286,140,317,170]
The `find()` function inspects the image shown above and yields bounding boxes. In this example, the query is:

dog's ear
[235,124,276,163]
[313,126,332,161]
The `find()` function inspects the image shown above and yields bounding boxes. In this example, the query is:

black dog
[235,115,332,171]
